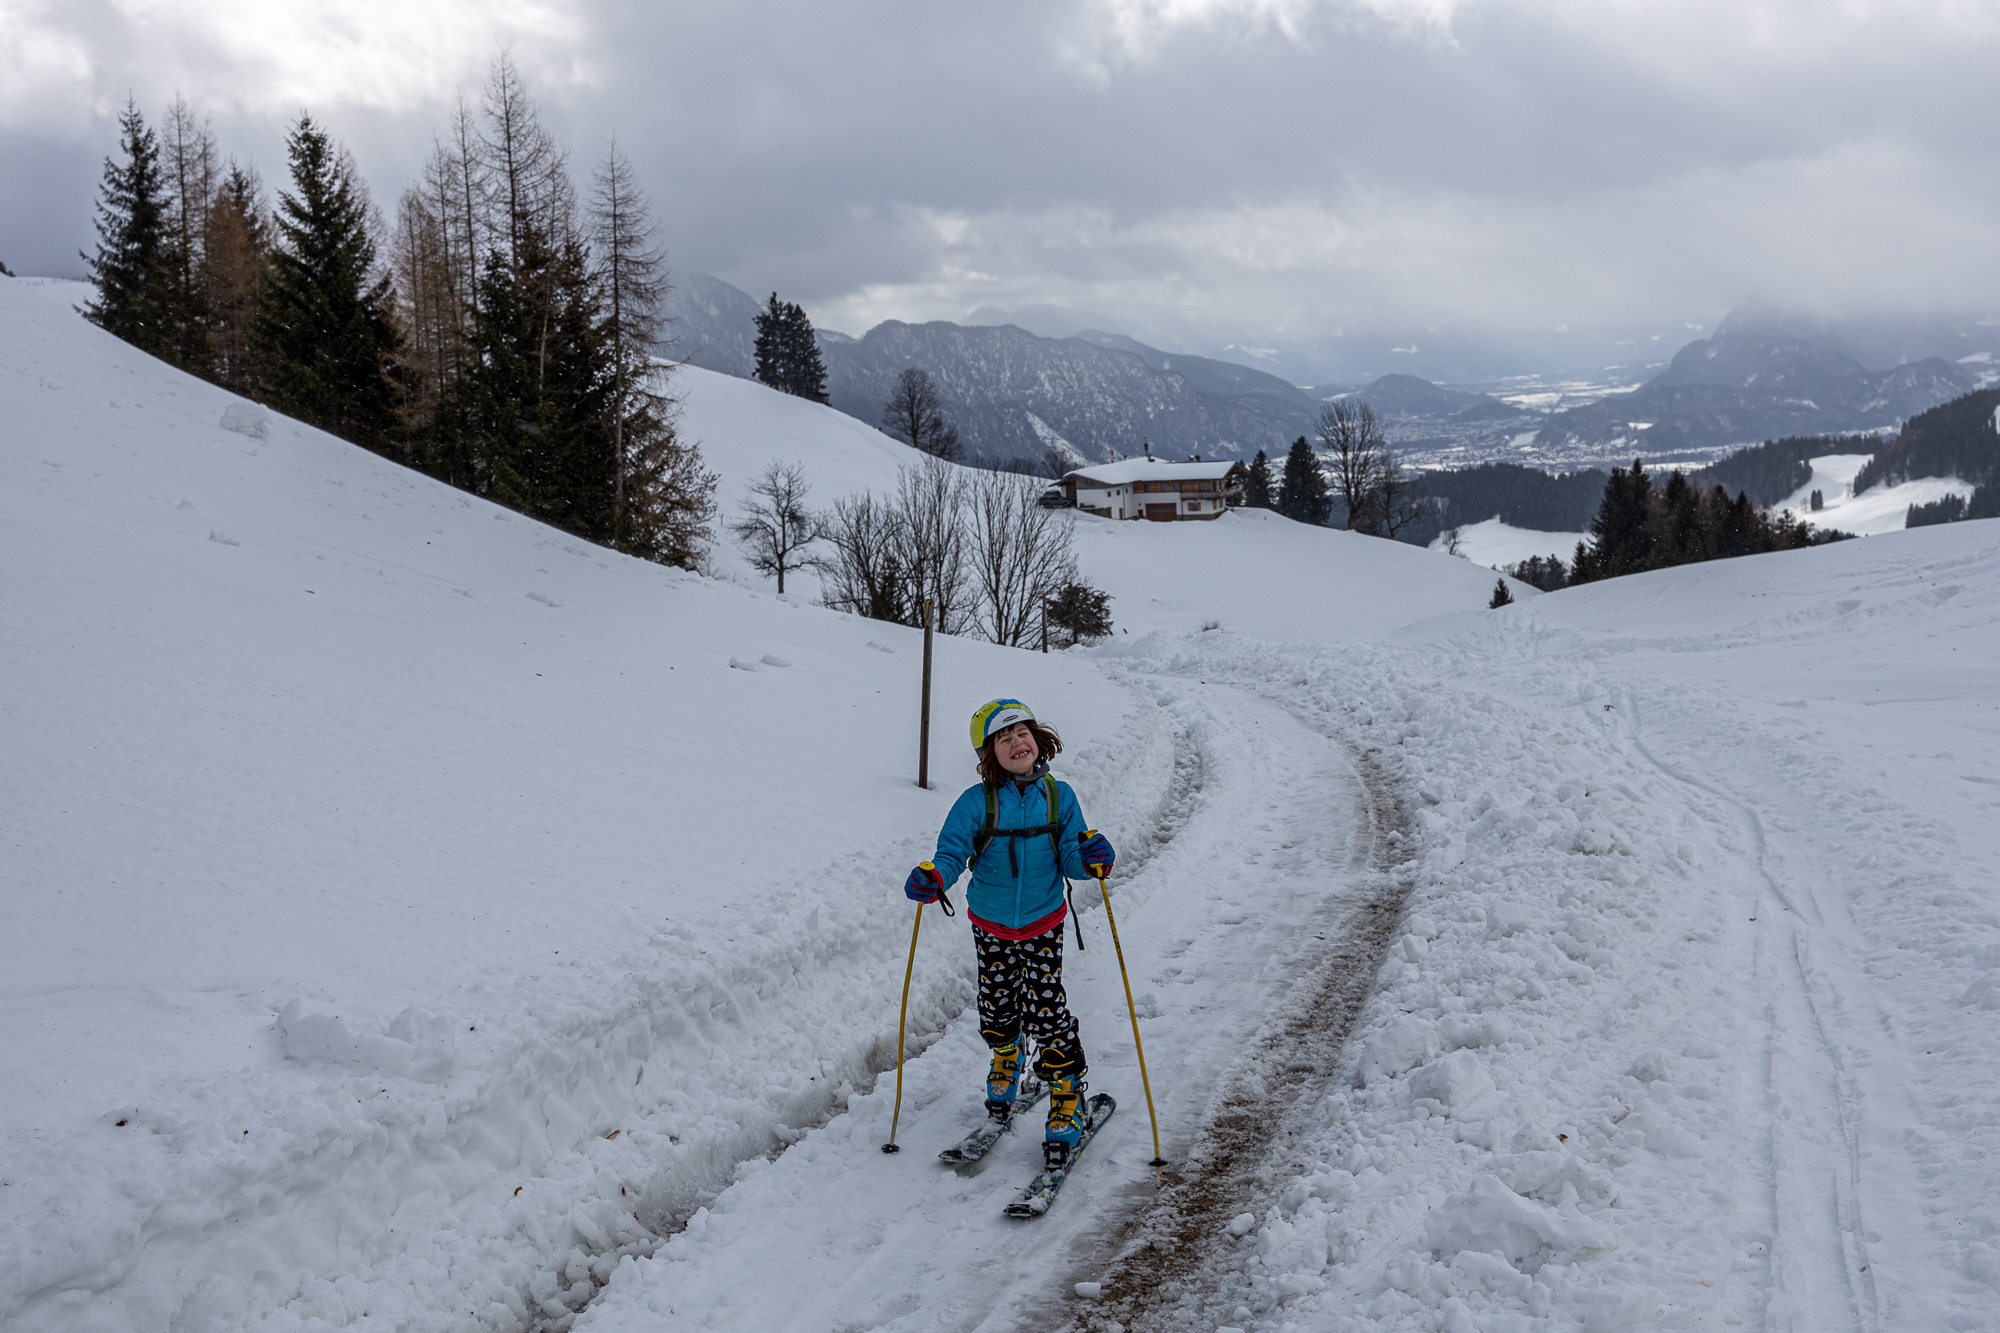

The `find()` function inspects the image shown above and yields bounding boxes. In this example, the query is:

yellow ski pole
[881,899,925,1153]
[1090,857,1165,1174]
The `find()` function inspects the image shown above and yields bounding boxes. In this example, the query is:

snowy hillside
[0,278,1146,1330]
[1771,453,1976,536]
[7,268,1999,1333]
[1428,518,1586,573]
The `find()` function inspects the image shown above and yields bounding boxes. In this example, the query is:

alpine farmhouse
[1061,458,1249,521]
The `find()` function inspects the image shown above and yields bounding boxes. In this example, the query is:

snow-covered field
[6,272,1999,1333]
[1428,518,1585,574]
[1774,453,1974,536]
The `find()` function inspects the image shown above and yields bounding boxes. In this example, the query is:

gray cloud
[5,0,1997,377]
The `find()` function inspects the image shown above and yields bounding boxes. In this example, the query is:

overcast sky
[5,0,1998,375]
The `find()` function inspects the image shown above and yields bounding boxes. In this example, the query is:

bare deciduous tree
[894,456,973,632]
[815,491,907,623]
[731,461,818,594]
[1373,451,1427,538]
[967,471,1077,646]
[882,367,961,460]
[1315,399,1388,531]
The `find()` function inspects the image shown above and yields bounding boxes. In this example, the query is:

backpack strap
[970,783,999,867]
[1046,774,1085,953]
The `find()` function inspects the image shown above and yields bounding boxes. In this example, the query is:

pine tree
[1581,458,1655,578]
[788,301,829,403]
[252,114,401,449]
[754,294,829,402]
[1489,578,1514,609]
[754,294,790,392]
[82,100,176,358]
[1276,436,1331,525]
[460,221,613,537]
[1046,581,1114,647]
[1242,449,1273,508]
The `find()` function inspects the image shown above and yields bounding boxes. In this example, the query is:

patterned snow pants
[974,921,1085,1078]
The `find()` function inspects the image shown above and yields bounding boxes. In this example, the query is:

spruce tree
[1582,458,1655,578]
[1242,449,1273,508]
[460,222,614,538]
[82,100,177,359]
[1276,436,1331,525]
[787,301,829,403]
[754,293,829,402]
[252,114,401,448]
[1489,578,1514,609]
[754,293,789,391]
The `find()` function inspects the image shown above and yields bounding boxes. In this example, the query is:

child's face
[991,722,1040,776]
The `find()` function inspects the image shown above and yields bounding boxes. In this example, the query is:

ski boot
[985,1044,1023,1122]
[1043,1071,1085,1172]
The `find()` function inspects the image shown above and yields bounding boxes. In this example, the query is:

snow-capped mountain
[1534,310,1987,461]
[666,274,1319,464]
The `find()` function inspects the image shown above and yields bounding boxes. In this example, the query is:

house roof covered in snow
[1064,458,1245,487]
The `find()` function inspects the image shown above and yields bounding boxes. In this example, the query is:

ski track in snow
[572,676,1389,1332]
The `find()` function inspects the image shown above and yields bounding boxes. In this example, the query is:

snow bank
[0,275,1161,1331]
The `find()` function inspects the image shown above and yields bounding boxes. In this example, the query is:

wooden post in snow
[918,598,933,789]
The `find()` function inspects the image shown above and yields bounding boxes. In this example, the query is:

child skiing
[905,698,1116,1173]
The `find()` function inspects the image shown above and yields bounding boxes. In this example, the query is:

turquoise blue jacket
[932,774,1091,930]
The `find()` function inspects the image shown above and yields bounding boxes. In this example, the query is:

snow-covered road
[578,678,1399,1332]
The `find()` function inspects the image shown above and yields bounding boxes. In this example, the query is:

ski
[1003,1093,1117,1218]
[939,1077,1046,1166]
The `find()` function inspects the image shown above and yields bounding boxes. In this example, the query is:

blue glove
[1078,830,1115,877]
[905,862,943,903]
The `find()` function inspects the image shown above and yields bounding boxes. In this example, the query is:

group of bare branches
[732,457,1092,647]
[1315,400,1425,537]
[881,368,961,461]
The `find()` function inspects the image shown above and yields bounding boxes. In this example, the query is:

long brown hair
[977,720,1063,786]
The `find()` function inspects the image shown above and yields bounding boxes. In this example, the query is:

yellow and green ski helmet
[969,698,1036,750]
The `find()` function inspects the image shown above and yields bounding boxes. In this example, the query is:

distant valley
[664,274,2000,474]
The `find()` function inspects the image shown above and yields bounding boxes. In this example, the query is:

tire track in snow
[1052,691,1415,1333]
[565,677,1382,1333]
